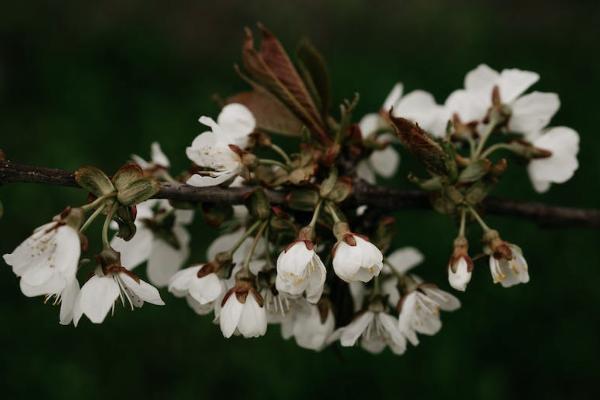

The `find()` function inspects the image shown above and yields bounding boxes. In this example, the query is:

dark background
[1,1,599,399]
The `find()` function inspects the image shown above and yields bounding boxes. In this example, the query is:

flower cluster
[2,26,581,355]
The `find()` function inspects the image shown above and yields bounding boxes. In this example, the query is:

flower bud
[447,237,474,292]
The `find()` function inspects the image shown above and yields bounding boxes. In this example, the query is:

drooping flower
[282,300,335,351]
[276,240,326,303]
[3,208,83,299]
[330,302,406,355]
[111,199,193,287]
[526,126,580,193]
[447,237,474,292]
[73,265,164,326]
[332,226,383,283]
[219,280,267,338]
[483,230,530,288]
[186,104,255,187]
[398,285,461,346]
[168,262,225,316]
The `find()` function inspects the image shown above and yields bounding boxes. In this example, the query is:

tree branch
[1,161,598,228]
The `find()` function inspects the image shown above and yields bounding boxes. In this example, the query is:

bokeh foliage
[1,1,599,399]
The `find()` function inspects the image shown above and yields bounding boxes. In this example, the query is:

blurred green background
[1,0,599,399]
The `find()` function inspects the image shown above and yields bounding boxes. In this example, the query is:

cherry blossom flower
[168,263,225,316]
[219,281,267,338]
[276,240,326,303]
[398,285,461,346]
[488,244,529,288]
[447,238,474,292]
[186,104,255,187]
[111,199,193,287]
[73,266,164,326]
[330,303,406,355]
[332,233,383,283]
[3,208,83,299]
[442,64,559,136]
[527,127,580,193]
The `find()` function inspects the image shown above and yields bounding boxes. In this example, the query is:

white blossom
[186,104,255,187]
[333,234,383,283]
[73,267,164,326]
[330,306,406,355]
[276,240,326,303]
[488,244,529,288]
[282,301,335,351]
[442,64,559,136]
[448,256,472,292]
[3,211,81,299]
[527,127,579,193]
[168,264,225,315]
[398,285,460,346]
[220,285,267,338]
[111,199,193,287]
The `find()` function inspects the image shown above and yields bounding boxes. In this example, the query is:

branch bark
[1,160,599,228]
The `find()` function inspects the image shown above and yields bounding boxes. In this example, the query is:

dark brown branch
[1,161,599,228]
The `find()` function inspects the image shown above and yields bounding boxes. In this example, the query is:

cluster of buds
[2,25,579,355]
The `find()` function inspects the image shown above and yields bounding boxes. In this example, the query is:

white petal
[369,146,399,178]
[464,64,499,93]
[356,160,376,184]
[168,265,201,297]
[386,247,424,275]
[111,226,154,270]
[220,294,244,338]
[188,273,224,305]
[217,103,256,147]
[77,275,120,324]
[498,68,539,103]
[359,113,384,139]
[237,294,267,338]
[528,127,579,190]
[150,142,170,168]
[146,227,190,287]
[510,92,560,134]
[59,279,80,325]
[340,312,374,347]
[382,83,403,111]
[119,273,165,306]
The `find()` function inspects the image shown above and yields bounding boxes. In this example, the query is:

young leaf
[227,89,303,137]
[296,38,331,117]
[242,25,330,144]
[74,166,115,198]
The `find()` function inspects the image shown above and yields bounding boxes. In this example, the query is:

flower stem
[479,142,515,159]
[458,207,467,238]
[468,206,492,232]
[268,143,292,165]
[308,199,324,229]
[242,221,268,273]
[258,158,290,171]
[229,220,263,255]
[326,202,343,223]
[102,202,118,248]
[473,115,501,159]
[80,203,107,233]
[80,192,116,212]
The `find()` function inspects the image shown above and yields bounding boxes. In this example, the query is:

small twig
[1,161,599,228]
